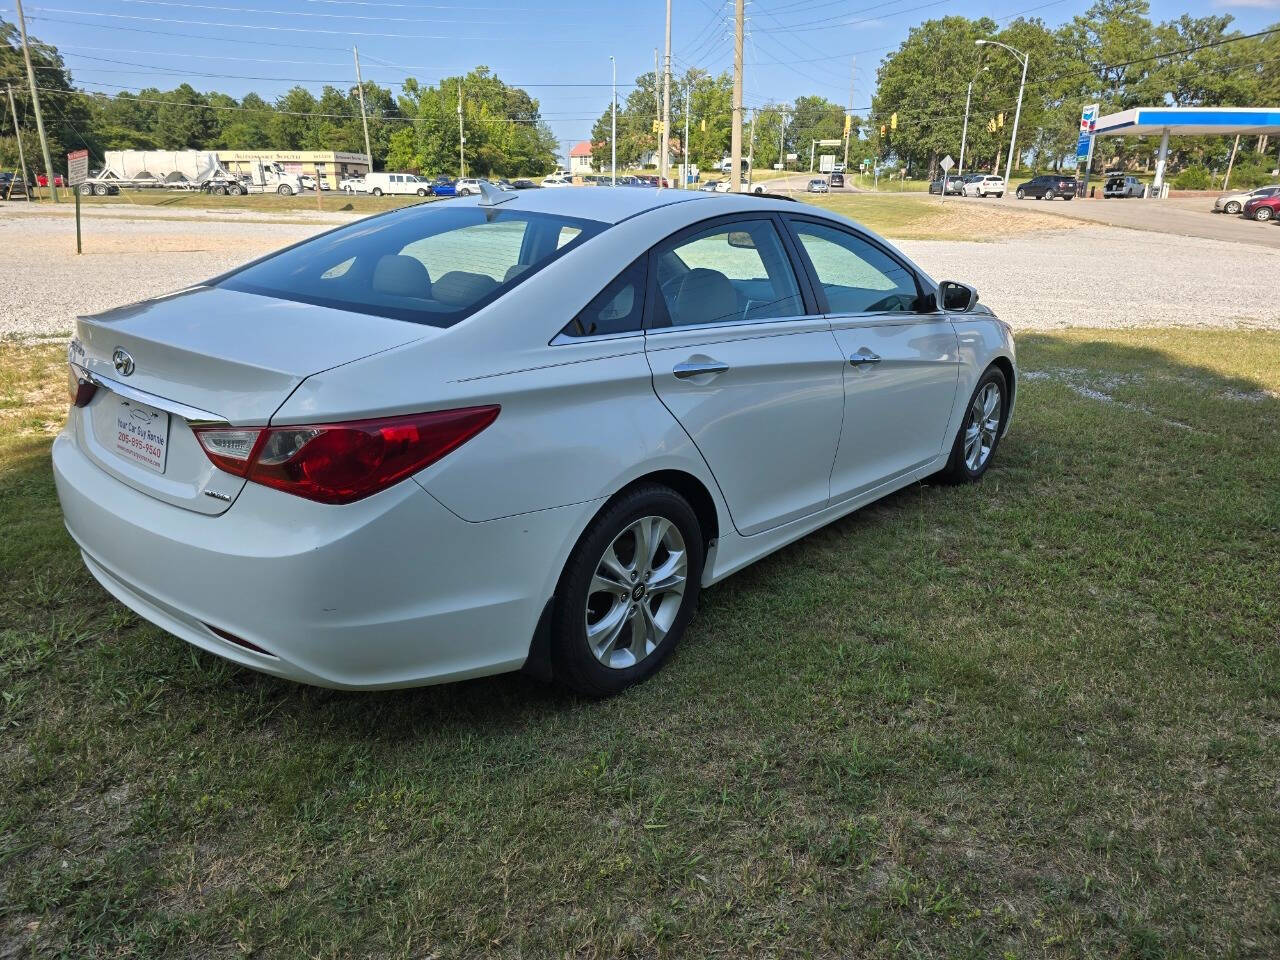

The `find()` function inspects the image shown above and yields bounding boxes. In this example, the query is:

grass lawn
[1,329,1277,958]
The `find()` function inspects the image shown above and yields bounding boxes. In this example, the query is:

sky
[5,0,1279,160]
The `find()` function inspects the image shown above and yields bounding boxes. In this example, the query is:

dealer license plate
[113,398,170,474]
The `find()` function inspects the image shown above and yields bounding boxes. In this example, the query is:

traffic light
[987,117,996,133]
[700,118,706,132]
[843,114,851,136]
[880,124,886,136]
[997,113,1005,129]
[890,112,897,131]
[652,120,660,133]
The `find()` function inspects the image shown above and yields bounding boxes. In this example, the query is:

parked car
[363,172,433,197]
[963,174,1005,198]
[1242,194,1280,221]
[1213,184,1280,215]
[829,172,844,188]
[699,179,723,192]
[807,178,830,193]
[929,175,965,196]
[53,188,1015,697]
[832,162,846,173]
[1015,175,1077,200]
[1103,175,1144,198]
[37,173,66,187]
[542,174,573,187]
[511,179,538,189]
[0,171,29,196]
[339,176,366,194]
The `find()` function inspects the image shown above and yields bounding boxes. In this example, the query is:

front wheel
[1015,188,1025,200]
[416,188,428,196]
[551,484,704,697]
[939,366,1008,484]
[1224,201,1242,214]
[1044,189,1056,200]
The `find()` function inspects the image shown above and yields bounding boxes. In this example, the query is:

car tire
[371,187,383,197]
[93,183,109,196]
[1015,188,1025,200]
[996,192,1004,198]
[416,188,428,196]
[277,184,293,196]
[1224,201,1241,214]
[550,484,705,698]
[1255,207,1273,222]
[1044,189,1056,200]
[79,183,94,197]
[939,365,1009,485]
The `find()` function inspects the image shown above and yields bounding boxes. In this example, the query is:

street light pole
[610,56,617,187]
[977,39,1028,194]
[957,52,986,182]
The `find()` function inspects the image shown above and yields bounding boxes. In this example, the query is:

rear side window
[219,206,605,327]
[560,258,647,338]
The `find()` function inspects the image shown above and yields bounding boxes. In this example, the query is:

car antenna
[477,180,515,207]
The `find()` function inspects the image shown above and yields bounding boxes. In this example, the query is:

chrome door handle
[849,352,882,366]
[673,360,729,379]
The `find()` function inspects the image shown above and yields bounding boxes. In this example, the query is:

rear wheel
[372,187,383,197]
[416,188,428,196]
[939,366,1008,484]
[79,183,94,197]
[277,184,293,196]
[551,484,704,697]
[1255,207,1273,222]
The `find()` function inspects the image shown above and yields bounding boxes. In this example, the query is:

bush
[1172,165,1210,190]
[1225,159,1276,190]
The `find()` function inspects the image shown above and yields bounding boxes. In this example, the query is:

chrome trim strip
[71,363,229,426]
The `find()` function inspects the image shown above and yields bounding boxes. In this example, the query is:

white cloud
[1215,0,1280,8]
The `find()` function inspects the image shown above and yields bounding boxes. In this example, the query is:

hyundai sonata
[53,186,1016,697]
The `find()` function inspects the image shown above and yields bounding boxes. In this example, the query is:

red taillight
[193,406,499,505]
[67,367,98,407]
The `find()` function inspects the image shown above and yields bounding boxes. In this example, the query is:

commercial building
[215,150,370,189]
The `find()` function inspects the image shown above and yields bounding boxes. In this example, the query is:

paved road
[994,194,1280,250]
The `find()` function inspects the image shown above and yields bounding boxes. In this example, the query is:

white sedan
[54,189,1016,697]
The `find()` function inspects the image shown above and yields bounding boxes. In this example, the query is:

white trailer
[77,150,305,197]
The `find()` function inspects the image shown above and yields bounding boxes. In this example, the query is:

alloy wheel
[1257,208,1273,221]
[963,382,1002,472]
[585,515,688,670]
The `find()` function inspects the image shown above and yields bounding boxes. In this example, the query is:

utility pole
[13,0,58,201]
[352,46,373,174]
[746,107,756,182]
[6,85,32,201]
[730,0,744,192]
[842,57,855,172]
[654,48,661,140]
[457,80,465,177]
[683,84,691,189]
[779,108,787,171]
[661,0,672,187]
[610,56,617,186]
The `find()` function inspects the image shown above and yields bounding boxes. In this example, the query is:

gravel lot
[4,207,1278,338]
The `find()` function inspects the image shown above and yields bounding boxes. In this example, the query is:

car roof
[444,185,720,224]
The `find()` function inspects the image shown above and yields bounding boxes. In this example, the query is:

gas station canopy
[1094,106,1280,138]
[1089,106,1280,192]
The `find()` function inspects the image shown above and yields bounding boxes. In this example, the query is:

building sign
[1076,103,1099,162]
[67,149,89,186]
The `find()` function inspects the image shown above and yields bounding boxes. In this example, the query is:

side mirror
[939,280,978,313]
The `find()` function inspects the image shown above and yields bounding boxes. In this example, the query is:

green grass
[2,330,1278,958]
[25,186,438,215]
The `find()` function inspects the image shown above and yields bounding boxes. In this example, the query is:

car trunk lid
[70,285,431,515]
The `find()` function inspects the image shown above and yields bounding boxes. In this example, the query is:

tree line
[870,0,1280,186]
[1,20,558,178]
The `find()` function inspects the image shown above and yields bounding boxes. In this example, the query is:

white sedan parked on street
[54,189,1016,697]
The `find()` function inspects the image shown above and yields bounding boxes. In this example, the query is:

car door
[781,215,961,504]
[644,214,846,537]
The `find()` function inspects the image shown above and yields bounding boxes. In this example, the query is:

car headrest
[372,254,431,299]
[673,268,737,326]
[433,270,499,307]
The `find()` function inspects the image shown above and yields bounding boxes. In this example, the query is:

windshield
[218,205,605,327]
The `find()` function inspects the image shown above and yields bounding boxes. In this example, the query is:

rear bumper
[53,429,593,689]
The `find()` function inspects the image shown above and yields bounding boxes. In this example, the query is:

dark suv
[1015,174,1077,200]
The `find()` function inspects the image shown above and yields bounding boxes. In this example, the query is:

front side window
[219,206,605,327]
[651,219,803,328]
[789,220,920,314]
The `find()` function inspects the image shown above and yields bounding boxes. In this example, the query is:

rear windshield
[218,205,606,327]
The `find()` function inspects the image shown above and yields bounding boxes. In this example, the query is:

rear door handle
[849,351,882,366]
[673,360,730,379]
